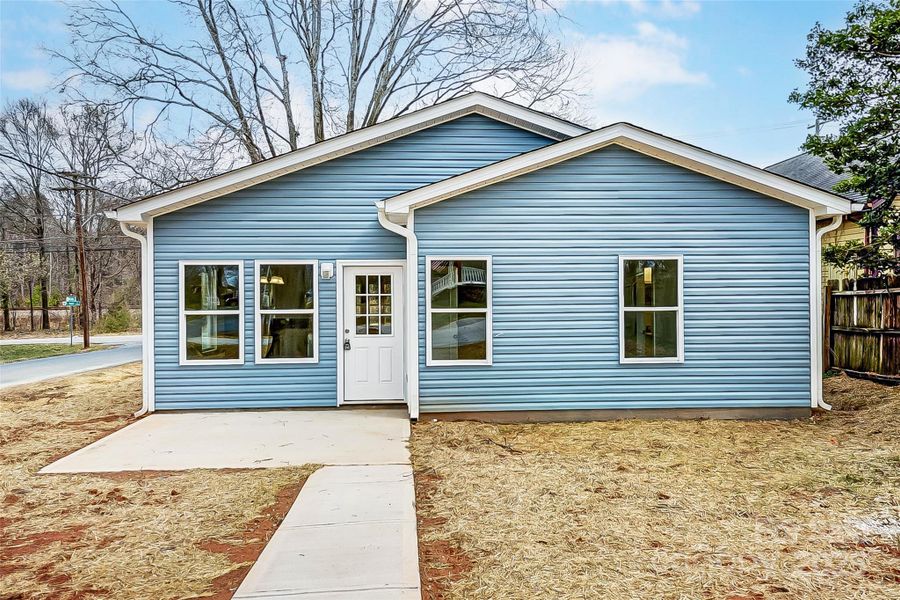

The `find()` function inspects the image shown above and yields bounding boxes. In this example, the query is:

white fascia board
[383,123,855,216]
[110,93,587,223]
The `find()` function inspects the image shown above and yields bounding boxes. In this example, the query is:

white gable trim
[383,123,854,219]
[110,93,587,223]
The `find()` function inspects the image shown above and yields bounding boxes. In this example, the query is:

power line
[0,246,138,253]
[0,151,133,202]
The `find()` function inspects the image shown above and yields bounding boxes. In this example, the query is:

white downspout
[376,202,420,420]
[814,214,843,410]
[119,221,153,417]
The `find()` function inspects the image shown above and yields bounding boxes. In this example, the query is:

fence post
[824,284,833,372]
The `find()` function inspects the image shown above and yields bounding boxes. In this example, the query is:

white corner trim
[254,260,319,364]
[178,260,245,366]
[617,255,685,364]
[376,205,421,420]
[383,123,855,216]
[812,213,843,410]
[110,93,587,223]
[424,255,493,367]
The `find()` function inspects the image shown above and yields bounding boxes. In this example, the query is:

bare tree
[53,104,135,322]
[0,100,58,329]
[58,0,578,164]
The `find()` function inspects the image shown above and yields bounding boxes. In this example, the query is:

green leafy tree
[790,0,900,274]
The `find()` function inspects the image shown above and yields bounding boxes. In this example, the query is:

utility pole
[55,172,92,349]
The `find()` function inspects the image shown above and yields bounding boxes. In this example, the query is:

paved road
[0,342,142,390]
[0,334,141,346]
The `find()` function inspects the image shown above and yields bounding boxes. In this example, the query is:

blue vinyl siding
[153,115,553,410]
[415,146,811,412]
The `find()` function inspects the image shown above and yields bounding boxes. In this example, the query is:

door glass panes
[355,274,392,335]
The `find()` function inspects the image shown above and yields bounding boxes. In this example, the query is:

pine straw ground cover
[0,364,316,600]
[412,375,900,600]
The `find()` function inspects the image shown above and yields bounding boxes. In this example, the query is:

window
[426,257,492,365]
[180,261,243,365]
[355,274,393,335]
[255,261,318,363]
[619,256,683,363]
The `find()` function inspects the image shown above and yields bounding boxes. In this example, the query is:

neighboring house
[766,152,868,287]
[110,93,853,421]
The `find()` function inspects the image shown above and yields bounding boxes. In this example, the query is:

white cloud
[2,68,53,92]
[598,0,701,18]
[572,21,709,102]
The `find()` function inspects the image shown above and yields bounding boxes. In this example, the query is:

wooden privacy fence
[825,276,900,380]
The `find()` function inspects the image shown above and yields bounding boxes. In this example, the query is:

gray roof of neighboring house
[765,152,866,203]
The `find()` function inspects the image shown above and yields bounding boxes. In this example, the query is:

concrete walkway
[41,409,410,472]
[39,408,420,599]
[234,465,419,599]
[0,341,142,390]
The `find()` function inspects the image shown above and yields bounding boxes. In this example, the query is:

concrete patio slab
[40,408,409,473]
[233,465,419,600]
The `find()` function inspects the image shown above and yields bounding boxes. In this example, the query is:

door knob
[343,339,351,351]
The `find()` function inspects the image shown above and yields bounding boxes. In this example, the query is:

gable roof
[765,152,866,203]
[109,93,588,223]
[382,122,855,221]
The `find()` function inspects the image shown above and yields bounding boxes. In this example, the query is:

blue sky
[0,0,854,166]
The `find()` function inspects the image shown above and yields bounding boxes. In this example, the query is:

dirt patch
[197,478,305,599]
[0,364,316,600]
[414,468,473,600]
[412,373,900,600]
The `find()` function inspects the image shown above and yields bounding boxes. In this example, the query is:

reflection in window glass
[185,314,241,360]
[431,312,487,361]
[259,264,314,310]
[260,314,314,359]
[184,264,240,311]
[622,259,678,307]
[430,260,488,309]
[623,311,678,359]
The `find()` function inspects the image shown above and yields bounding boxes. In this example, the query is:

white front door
[342,265,405,402]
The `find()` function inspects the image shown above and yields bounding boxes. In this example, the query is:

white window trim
[618,255,684,364]
[179,259,245,366]
[425,255,493,366]
[254,259,319,364]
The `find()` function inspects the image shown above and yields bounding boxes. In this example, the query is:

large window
[255,261,318,363]
[619,256,683,363]
[180,261,243,365]
[427,257,492,365]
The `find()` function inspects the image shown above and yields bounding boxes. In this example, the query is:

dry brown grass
[0,364,315,600]
[412,375,900,600]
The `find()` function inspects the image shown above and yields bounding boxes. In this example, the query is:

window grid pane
[428,258,490,363]
[621,257,681,361]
